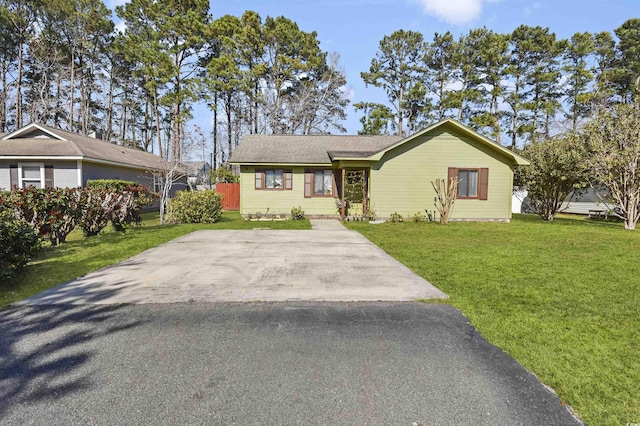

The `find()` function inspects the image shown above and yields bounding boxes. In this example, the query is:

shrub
[3,186,81,245]
[291,206,305,220]
[366,206,377,221]
[79,188,120,237]
[168,190,223,223]
[390,212,403,222]
[110,185,156,231]
[88,180,157,231]
[411,212,426,222]
[86,179,138,191]
[0,207,41,283]
[47,188,82,244]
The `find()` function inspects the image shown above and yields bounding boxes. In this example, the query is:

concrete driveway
[19,220,447,305]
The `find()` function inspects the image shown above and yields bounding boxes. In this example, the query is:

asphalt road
[0,302,580,425]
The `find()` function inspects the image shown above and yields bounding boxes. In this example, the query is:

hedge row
[0,180,156,282]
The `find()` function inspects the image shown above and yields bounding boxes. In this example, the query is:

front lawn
[345,214,638,426]
[1,211,310,308]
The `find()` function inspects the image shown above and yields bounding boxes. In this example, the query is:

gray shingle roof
[229,134,402,164]
[0,123,170,170]
[182,161,210,175]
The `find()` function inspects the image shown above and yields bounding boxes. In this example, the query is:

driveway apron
[18,220,448,305]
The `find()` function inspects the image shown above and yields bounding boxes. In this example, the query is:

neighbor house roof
[0,123,170,170]
[182,161,210,176]
[229,134,402,165]
[229,119,529,166]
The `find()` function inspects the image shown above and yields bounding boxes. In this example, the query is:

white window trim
[18,162,45,189]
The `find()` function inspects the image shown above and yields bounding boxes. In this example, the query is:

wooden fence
[216,183,240,210]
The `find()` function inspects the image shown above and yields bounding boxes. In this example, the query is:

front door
[344,169,368,218]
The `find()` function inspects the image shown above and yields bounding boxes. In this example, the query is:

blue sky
[113,0,640,135]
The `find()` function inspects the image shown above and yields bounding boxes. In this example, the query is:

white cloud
[414,0,488,25]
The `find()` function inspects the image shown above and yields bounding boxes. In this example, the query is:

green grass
[1,211,310,308]
[344,214,639,425]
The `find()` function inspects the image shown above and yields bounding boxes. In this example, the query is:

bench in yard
[588,209,609,219]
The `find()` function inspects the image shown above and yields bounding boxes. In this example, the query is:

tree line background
[358,20,640,148]
[0,0,349,167]
[0,1,638,167]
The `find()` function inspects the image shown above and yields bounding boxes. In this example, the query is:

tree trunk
[397,86,404,137]
[1,63,6,132]
[16,41,23,128]
[213,91,218,170]
[106,66,114,141]
[227,92,232,161]
[69,50,75,131]
[143,90,150,151]
[153,90,163,159]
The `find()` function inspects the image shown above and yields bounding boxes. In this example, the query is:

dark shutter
[44,165,54,188]
[332,169,340,198]
[284,170,293,190]
[254,170,263,189]
[304,171,312,198]
[9,165,18,188]
[479,168,489,200]
[447,167,457,191]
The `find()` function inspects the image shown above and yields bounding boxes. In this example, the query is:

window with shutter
[18,163,45,189]
[45,165,54,188]
[256,169,292,190]
[306,169,334,197]
[450,167,488,200]
[9,165,18,188]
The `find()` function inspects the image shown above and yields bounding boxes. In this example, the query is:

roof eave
[230,161,332,167]
[1,123,68,141]
[368,118,531,165]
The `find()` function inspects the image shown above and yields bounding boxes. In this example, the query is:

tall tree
[42,0,114,133]
[468,28,509,144]
[281,52,349,134]
[353,102,395,135]
[504,26,548,149]
[205,14,247,160]
[521,28,562,142]
[117,0,210,161]
[425,31,457,121]
[562,32,595,131]
[445,30,484,124]
[238,11,266,135]
[583,104,640,230]
[592,31,617,112]
[614,18,640,106]
[4,0,39,128]
[261,15,326,134]
[361,29,427,136]
[0,5,18,131]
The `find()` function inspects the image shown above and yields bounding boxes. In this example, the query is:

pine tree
[361,30,428,136]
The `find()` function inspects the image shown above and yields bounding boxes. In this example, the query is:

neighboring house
[513,187,616,216]
[0,123,187,193]
[561,187,615,215]
[230,119,530,221]
[183,161,211,188]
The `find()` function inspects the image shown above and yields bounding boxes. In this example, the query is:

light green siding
[239,166,339,216]
[369,127,515,220]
